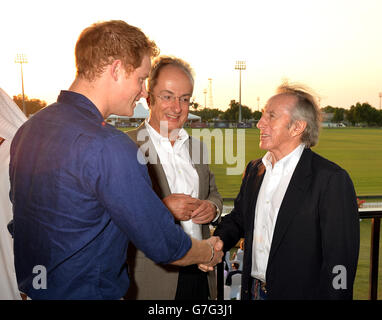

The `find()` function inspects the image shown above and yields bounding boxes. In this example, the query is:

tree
[378,110,382,126]
[252,110,262,120]
[321,105,336,113]
[190,101,200,110]
[191,107,223,121]
[222,100,253,122]
[332,108,345,123]
[13,95,47,117]
[346,105,357,126]
[346,102,382,126]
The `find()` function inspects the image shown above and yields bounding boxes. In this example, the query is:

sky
[1,0,382,111]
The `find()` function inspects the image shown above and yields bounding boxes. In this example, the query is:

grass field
[354,219,381,300]
[125,126,382,299]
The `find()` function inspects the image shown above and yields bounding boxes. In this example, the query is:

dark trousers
[251,278,267,300]
[175,264,209,300]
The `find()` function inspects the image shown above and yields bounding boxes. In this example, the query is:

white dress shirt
[145,120,203,240]
[251,144,305,282]
[0,88,27,299]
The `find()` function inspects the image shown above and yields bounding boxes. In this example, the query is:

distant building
[321,122,346,128]
[321,112,346,128]
[321,112,334,122]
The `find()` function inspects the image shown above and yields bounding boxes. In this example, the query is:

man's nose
[170,98,182,113]
[257,116,265,129]
[140,82,148,99]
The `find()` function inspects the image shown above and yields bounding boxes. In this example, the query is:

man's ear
[110,60,122,81]
[291,120,307,137]
[110,60,134,81]
[147,94,156,110]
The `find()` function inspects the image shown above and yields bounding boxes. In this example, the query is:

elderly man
[10,21,222,300]
[213,83,360,300]
[126,56,223,300]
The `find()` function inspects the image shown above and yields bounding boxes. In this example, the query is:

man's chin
[168,123,183,132]
[258,142,268,151]
[121,106,134,117]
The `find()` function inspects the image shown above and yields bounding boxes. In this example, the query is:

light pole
[379,92,382,110]
[235,61,246,122]
[203,88,207,108]
[15,54,28,116]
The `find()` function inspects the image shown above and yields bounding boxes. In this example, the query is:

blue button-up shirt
[10,91,191,299]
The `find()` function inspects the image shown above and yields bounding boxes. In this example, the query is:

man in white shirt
[214,83,360,300]
[126,56,223,300]
[0,88,27,299]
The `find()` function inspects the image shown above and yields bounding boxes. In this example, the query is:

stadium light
[235,61,246,123]
[15,54,28,115]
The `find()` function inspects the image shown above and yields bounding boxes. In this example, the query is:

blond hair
[75,20,159,81]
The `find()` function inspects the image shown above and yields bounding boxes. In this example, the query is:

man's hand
[162,194,201,221]
[191,200,217,224]
[170,236,223,267]
[198,236,224,272]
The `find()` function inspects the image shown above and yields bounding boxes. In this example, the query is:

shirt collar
[262,144,305,175]
[57,90,104,121]
[145,119,189,147]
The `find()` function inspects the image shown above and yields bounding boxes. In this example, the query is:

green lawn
[313,128,382,196]
[354,219,382,300]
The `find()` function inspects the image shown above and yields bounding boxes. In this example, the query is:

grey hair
[276,82,322,148]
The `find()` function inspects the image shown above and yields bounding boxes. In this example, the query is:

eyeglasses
[155,94,191,106]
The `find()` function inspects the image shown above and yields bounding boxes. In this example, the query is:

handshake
[172,236,224,271]
[198,236,224,272]
[163,194,224,271]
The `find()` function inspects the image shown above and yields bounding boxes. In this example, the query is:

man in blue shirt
[9,20,222,300]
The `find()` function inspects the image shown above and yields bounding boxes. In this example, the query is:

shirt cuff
[207,200,220,223]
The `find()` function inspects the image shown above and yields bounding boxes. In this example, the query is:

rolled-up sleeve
[85,134,191,264]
